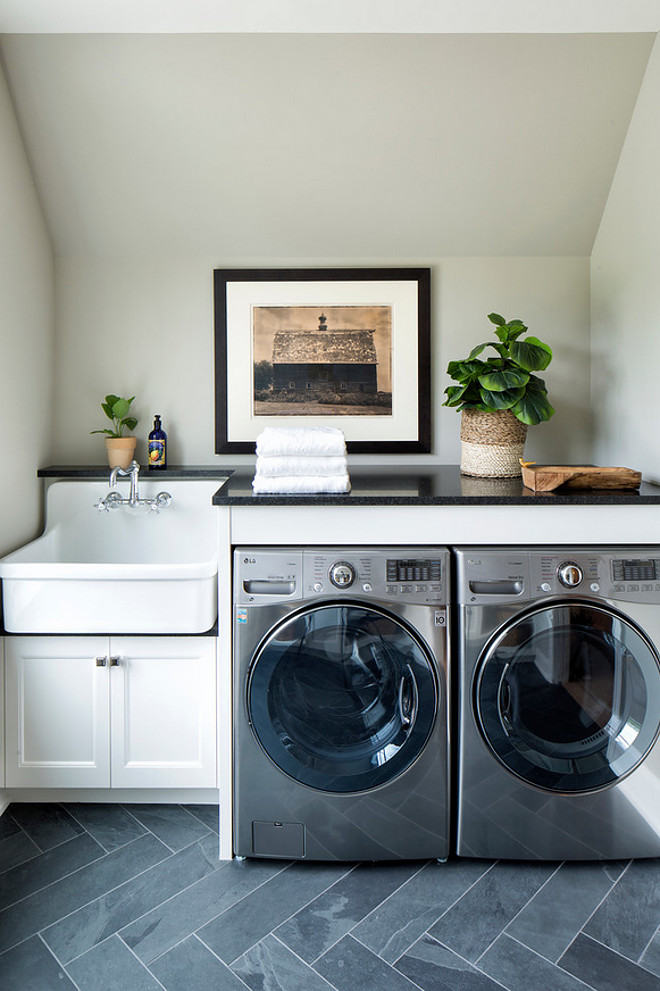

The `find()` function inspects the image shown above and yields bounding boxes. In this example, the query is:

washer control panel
[233,547,447,606]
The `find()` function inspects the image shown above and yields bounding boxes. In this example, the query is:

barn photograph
[253,304,393,416]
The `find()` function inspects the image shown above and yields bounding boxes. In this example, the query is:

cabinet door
[5,637,110,787]
[110,637,217,788]
[0,639,4,789]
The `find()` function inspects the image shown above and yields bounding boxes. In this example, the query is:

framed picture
[214,267,431,454]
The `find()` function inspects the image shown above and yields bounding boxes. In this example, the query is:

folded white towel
[256,426,347,458]
[255,455,348,478]
[252,473,351,494]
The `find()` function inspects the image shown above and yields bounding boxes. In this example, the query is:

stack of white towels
[252,426,351,494]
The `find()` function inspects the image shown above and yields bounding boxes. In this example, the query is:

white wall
[54,254,591,467]
[0,59,53,555]
[591,34,660,482]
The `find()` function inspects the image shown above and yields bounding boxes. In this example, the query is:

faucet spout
[108,460,141,505]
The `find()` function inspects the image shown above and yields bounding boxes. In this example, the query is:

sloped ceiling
[0,32,654,257]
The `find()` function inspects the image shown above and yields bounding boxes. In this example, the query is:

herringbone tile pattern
[1,803,659,990]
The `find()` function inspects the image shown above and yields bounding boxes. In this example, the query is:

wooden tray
[520,463,642,493]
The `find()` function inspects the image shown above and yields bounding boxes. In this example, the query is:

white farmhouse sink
[0,479,224,634]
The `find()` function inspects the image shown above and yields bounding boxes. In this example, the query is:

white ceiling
[1,32,653,259]
[1,0,660,33]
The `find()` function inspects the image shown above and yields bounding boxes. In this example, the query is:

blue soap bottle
[148,415,167,470]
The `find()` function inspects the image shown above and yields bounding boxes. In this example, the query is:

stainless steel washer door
[475,600,660,793]
[246,601,438,793]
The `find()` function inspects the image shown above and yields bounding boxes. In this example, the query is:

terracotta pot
[459,409,527,477]
[105,436,137,470]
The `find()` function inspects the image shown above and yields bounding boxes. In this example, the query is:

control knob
[329,561,356,588]
[557,561,583,588]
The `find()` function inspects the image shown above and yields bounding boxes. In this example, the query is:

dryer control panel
[455,547,660,605]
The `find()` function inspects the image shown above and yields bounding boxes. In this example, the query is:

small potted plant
[91,394,139,469]
[443,313,554,477]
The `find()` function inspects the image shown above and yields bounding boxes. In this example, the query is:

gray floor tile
[428,861,557,963]
[0,832,105,912]
[0,934,78,991]
[122,855,288,965]
[66,935,162,991]
[560,933,660,991]
[123,804,212,851]
[0,832,169,954]
[315,934,419,991]
[480,934,593,991]
[42,832,223,965]
[64,803,147,852]
[396,933,504,990]
[353,858,491,963]
[7,803,85,851]
[0,829,41,875]
[184,804,220,834]
[232,933,336,991]
[199,860,353,964]
[0,813,20,842]
[505,861,620,962]
[641,929,660,979]
[584,859,660,960]
[275,861,420,964]
[150,935,248,991]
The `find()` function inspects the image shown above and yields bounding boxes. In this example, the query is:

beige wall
[591,34,660,482]
[55,254,591,467]
[0,59,53,555]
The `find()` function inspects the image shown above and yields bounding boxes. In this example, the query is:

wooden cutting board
[520,463,642,492]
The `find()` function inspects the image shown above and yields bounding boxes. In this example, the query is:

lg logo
[243,557,257,565]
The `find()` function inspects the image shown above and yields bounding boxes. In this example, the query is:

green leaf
[511,387,555,425]
[90,428,116,436]
[104,394,120,407]
[468,343,488,360]
[122,417,138,432]
[112,397,131,419]
[478,385,525,410]
[101,402,114,420]
[509,337,552,372]
[487,313,506,326]
[478,367,530,392]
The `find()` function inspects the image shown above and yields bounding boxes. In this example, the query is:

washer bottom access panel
[233,547,450,861]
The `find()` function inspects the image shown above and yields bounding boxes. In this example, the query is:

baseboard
[0,788,220,806]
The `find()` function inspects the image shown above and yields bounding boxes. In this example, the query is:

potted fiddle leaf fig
[91,394,139,469]
[443,313,554,477]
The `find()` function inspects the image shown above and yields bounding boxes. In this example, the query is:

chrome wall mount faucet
[96,460,172,513]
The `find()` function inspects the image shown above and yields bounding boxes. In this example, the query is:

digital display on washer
[611,559,660,582]
[386,559,442,583]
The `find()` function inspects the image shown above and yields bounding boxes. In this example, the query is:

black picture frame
[213,267,431,454]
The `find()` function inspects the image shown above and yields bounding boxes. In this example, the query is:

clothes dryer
[455,547,660,860]
[233,547,450,861]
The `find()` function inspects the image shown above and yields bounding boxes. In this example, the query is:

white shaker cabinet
[5,636,217,789]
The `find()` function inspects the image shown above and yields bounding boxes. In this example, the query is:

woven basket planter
[460,409,527,477]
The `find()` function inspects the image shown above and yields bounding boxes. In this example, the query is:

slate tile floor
[1,804,660,991]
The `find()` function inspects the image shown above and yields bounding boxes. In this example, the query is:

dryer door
[246,602,438,793]
[475,600,660,793]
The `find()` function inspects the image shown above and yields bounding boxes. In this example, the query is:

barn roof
[272,329,377,364]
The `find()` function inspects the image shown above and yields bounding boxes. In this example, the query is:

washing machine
[454,546,660,860]
[233,547,450,861]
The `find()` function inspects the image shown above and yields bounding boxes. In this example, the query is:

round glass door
[247,602,438,793]
[475,601,660,793]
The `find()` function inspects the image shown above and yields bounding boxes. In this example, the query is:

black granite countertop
[211,465,660,506]
[37,465,234,480]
